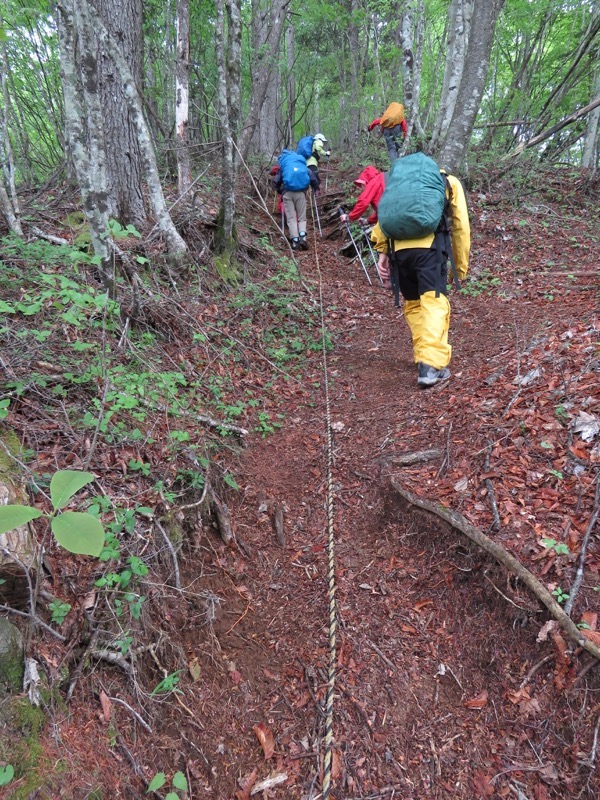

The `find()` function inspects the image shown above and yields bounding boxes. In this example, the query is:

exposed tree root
[390,477,600,661]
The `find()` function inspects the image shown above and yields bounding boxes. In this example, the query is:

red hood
[354,166,380,185]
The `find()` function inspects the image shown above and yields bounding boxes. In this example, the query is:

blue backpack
[296,135,314,160]
[278,150,310,192]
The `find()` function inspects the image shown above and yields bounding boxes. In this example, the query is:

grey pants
[383,125,403,161]
[282,190,307,239]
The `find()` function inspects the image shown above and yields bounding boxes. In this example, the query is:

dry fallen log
[380,449,441,467]
[390,477,600,661]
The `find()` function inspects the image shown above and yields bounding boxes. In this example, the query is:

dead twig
[90,649,134,674]
[390,477,600,661]
[564,475,600,617]
[153,518,181,589]
[519,655,555,689]
[367,639,397,672]
[0,603,66,642]
[436,423,452,478]
[107,694,153,733]
[483,442,501,531]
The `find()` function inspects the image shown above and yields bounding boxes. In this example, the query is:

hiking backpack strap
[388,238,401,308]
[434,176,461,295]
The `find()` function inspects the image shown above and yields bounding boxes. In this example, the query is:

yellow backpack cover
[380,102,405,128]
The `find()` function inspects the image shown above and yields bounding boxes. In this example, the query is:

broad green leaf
[0,764,15,786]
[50,470,95,510]
[51,512,104,556]
[0,764,14,786]
[172,772,188,792]
[165,794,179,800]
[147,773,166,792]
[0,505,43,534]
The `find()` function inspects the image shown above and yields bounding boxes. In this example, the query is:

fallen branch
[380,448,441,467]
[483,442,501,532]
[564,475,600,616]
[505,96,600,159]
[390,477,600,661]
[90,649,134,674]
[154,518,181,589]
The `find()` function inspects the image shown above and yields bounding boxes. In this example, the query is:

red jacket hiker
[368,116,408,137]
[341,166,385,225]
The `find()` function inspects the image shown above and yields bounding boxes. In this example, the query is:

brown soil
[2,169,599,800]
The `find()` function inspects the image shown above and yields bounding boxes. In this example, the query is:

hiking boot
[417,362,451,389]
[299,233,309,250]
[291,238,300,251]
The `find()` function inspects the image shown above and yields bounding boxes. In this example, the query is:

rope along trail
[308,197,337,800]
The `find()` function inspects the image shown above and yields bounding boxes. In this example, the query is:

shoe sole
[418,372,451,389]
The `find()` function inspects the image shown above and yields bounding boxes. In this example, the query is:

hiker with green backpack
[371,152,470,389]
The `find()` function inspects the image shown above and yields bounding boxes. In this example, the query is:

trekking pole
[338,208,372,285]
[281,207,285,238]
[313,190,322,237]
[359,220,383,285]
[325,155,330,191]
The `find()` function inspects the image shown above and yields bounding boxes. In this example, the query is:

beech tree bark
[436,0,506,172]
[239,0,289,158]
[215,0,242,248]
[82,0,188,268]
[93,0,146,228]
[430,0,473,153]
[175,0,192,195]
[0,15,23,236]
[57,0,113,292]
[582,66,600,171]
[250,0,284,156]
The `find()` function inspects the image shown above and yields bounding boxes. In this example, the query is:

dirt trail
[9,177,598,800]
[203,203,599,799]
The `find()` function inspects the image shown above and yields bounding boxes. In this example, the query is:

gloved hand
[325,150,331,157]
[340,213,349,223]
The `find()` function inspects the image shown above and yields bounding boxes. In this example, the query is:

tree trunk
[0,16,23,237]
[284,23,295,147]
[57,0,113,293]
[397,0,426,146]
[215,0,242,249]
[250,0,282,157]
[436,0,506,172]
[238,0,289,158]
[582,65,600,171]
[430,0,473,153]
[346,0,361,146]
[175,0,192,195]
[94,0,146,228]
[81,0,189,268]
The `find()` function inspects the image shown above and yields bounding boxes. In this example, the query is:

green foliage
[0,470,104,557]
[0,764,15,787]
[541,538,569,556]
[151,670,182,696]
[147,770,189,798]
[48,600,71,626]
[459,269,502,297]
[552,586,570,605]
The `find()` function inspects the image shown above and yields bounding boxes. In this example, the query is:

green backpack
[378,152,446,241]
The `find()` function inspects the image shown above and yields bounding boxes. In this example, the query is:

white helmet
[314,133,327,142]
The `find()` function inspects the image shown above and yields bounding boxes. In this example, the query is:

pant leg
[282,192,299,238]
[382,128,398,161]
[395,247,451,368]
[295,191,307,236]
